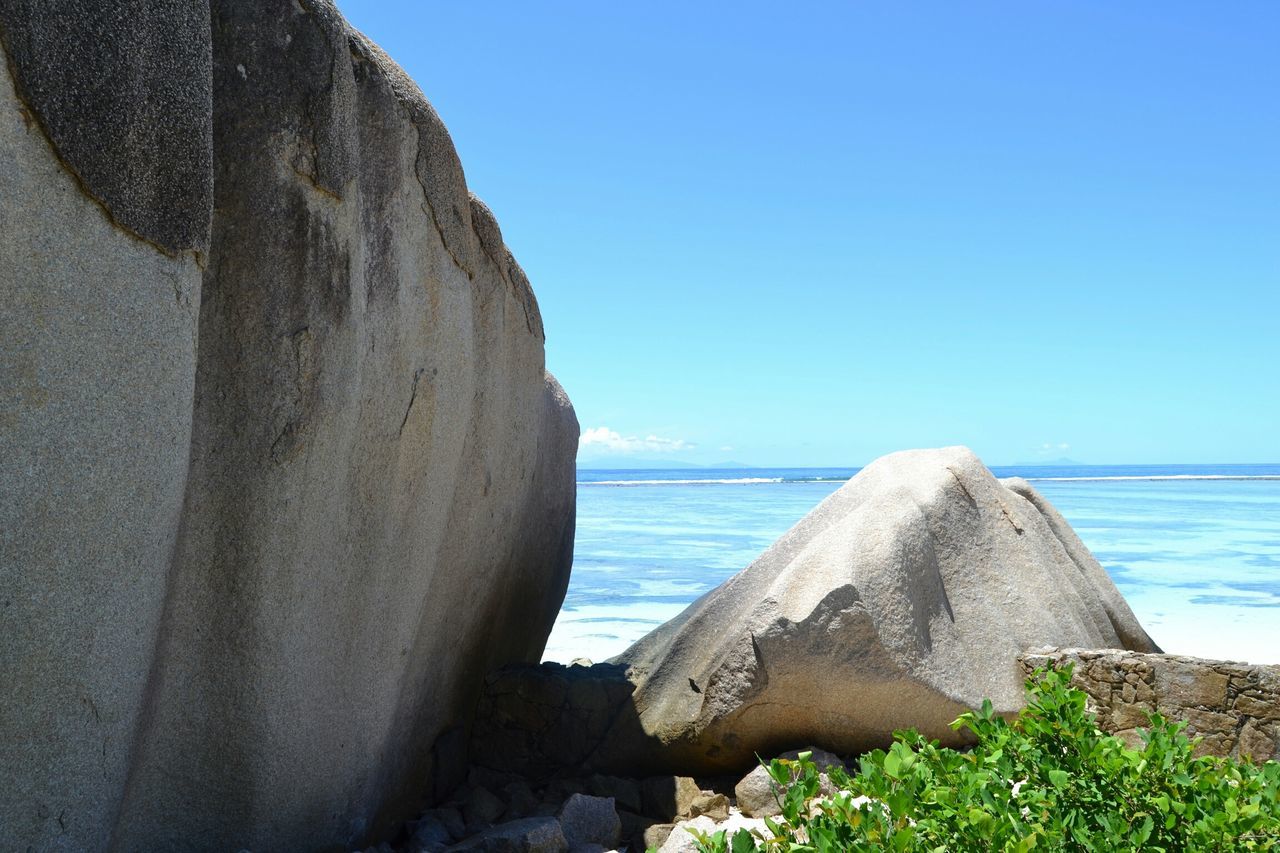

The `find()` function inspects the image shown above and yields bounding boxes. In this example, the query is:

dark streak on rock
[399,368,425,437]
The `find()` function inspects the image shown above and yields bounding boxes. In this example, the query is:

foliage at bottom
[689,666,1280,852]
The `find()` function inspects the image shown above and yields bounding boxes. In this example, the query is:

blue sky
[340,2,1278,467]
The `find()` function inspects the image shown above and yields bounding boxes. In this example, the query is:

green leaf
[729,828,757,853]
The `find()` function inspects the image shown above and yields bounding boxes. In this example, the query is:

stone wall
[1021,648,1280,763]
[471,662,637,780]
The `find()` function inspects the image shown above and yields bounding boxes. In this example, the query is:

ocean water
[543,464,1280,665]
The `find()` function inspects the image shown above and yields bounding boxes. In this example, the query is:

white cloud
[719,445,734,452]
[579,426,695,455]
[1037,442,1071,454]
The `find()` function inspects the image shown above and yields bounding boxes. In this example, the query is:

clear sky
[339,1,1278,467]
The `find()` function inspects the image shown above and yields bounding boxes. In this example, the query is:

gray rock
[463,786,508,828]
[422,807,467,842]
[604,447,1159,774]
[502,780,542,821]
[412,815,455,848]
[0,1,578,851]
[734,748,842,818]
[557,794,621,848]
[447,817,568,852]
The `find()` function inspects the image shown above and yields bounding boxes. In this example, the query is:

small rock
[410,815,453,848]
[462,785,506,827]
[734,748,843,818]
[557,793,621,848]
[657,813,768,853]
[569,657,593,667]
[640,775,702,821]
[643,823,675,850]
[421,807,466,841]
[688,793,729,821]
[503,780,541,820]
[446,816,568,852]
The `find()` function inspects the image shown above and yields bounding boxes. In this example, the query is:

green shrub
[688,666,1280,852]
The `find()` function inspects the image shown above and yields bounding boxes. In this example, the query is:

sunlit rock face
[0,2,578,849]
[601,447,1158,775]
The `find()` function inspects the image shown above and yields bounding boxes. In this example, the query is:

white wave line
[579,477,785,486]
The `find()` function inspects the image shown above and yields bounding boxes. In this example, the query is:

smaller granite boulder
[643,824,675,850]
[462,786,507,828]
[687,793,730,821]
[557,794,621,848]
[448,817,568,852]
[410,815,454,849]
[734,748,843,818]
[421,808,466,842]
[502,781,542,821]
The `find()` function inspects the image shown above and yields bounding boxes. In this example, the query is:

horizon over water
[544,462,1280,666]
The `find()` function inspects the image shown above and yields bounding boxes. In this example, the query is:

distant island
[1007,457,1083,466]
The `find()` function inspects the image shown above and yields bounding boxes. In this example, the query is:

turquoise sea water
[543,464,1280,665]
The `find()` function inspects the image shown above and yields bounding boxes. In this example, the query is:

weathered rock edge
[0,2,578,851]
[1022,648,1280,763]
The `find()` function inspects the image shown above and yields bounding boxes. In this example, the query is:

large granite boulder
[0,2,577,850]
[598,447,1158,774]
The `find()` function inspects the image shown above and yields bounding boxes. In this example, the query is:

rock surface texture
[0,2,578,851]
[600,447,1159,774]
[1022,648,1280,763]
